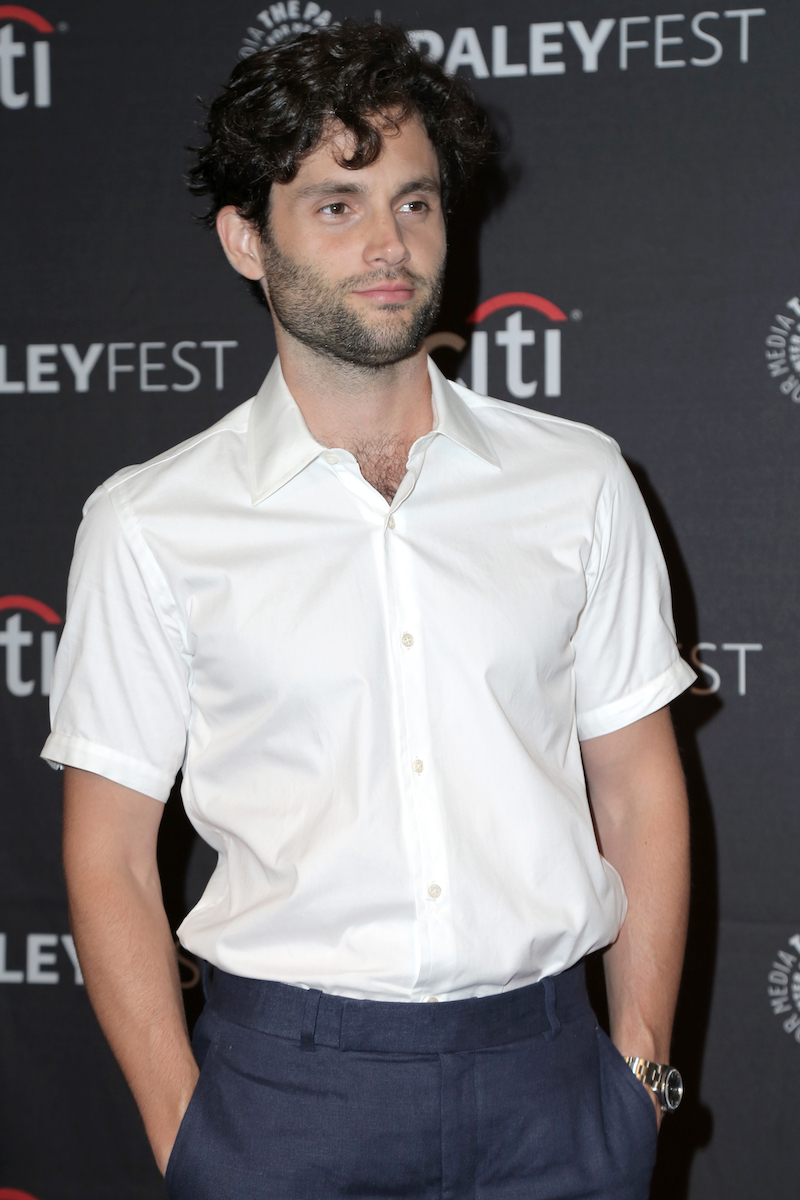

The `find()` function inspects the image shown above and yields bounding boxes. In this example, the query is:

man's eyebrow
[293,180,368,200]
[394,177,441,198]
[292,176,442,201]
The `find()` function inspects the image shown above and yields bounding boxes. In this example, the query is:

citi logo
[0,595,60,697]
[0,6,54,109]
[427,292,568,402]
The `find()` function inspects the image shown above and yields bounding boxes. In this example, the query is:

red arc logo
[468,292,567,324]
[0,595,62,623]
[0,7,53,31]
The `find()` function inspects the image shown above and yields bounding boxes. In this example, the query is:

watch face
[663,1067,684,1111]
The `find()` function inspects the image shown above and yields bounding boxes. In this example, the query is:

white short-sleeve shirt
[43,357,695,1001]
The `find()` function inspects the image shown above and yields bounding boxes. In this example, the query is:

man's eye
[320,202,350,215]
[398,200,428,213]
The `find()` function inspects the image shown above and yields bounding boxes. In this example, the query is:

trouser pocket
[596,1025,659,1154]
[164,1012,218,1197]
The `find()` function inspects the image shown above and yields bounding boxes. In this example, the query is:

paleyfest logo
[240,2,336,55]
[240,9,767,73]
[764,296,800,405]
[427,292,570,402]
[0,5,56,109]
[767,934,800,1044]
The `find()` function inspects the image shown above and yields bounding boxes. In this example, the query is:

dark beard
[262,238,445,369]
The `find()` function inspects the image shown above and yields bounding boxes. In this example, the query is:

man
[43,22,695,1200]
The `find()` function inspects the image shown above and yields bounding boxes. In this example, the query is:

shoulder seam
[100,480,191,658]
[584,443,624,606]
[483,400,616,444]
[450,383,619,449]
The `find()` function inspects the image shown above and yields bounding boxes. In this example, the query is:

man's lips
[352,283,416,303]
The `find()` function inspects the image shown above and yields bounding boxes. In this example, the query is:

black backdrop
[1,3,798,1197]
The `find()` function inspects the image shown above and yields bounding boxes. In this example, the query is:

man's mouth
[352,281,417,304]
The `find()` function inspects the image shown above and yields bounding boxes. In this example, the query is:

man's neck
[276,334,434,502]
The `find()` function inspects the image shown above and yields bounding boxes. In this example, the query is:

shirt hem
[40,732,174,802]
[576,658,696,741]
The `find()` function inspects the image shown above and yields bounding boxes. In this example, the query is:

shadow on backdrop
[429,109,518,379]
[626,460,721,1200]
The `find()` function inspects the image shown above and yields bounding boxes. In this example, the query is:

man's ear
[216,206,265,281]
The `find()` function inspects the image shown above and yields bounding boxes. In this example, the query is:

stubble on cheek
[260,235,445,369]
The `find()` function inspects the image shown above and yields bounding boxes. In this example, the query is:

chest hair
[349,436,410,504]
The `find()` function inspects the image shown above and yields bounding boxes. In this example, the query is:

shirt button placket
[403,636,422,775]
[389,511,448,996]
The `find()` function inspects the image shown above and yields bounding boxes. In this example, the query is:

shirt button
[324,452,338,465]
[401,633,414,648]
[427,883,442,900]
[426,995,439,1003]
[387,515,396,529]
[412,759,424,774]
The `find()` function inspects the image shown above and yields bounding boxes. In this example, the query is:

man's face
[262,114,447,369]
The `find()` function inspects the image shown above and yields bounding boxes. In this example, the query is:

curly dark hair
[188,22,492,235]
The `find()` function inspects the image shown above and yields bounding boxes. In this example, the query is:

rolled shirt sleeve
[572,449,695,741]
[41,483,191,801]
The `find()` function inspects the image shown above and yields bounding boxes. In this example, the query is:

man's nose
[362,209,410,268]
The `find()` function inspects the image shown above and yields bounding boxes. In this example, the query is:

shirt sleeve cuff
[40,733,175,802]
[576,658,697,741]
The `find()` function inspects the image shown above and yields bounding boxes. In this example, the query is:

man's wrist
[624,1055,684,1113]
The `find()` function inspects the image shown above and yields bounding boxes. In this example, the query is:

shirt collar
[427,358,500,469]
[247,355,500,506]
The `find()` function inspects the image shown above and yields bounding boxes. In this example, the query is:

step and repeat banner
[1,2,797,1197]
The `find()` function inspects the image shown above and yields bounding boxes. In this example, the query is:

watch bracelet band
[623,1055,683,1112]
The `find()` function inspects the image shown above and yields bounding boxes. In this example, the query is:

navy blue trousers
[165,963,657,1199]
